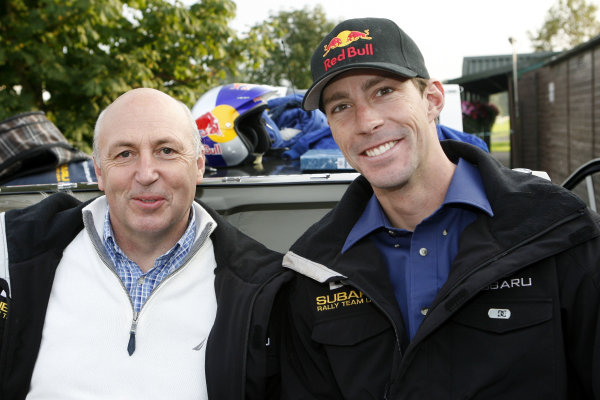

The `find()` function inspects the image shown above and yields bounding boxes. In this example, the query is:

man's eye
[377,87,394,96]
[161,147,174,155]
[330,103,349,114]
[118,151,131,158]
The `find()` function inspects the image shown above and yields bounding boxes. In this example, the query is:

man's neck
[110,212,191,273]
[374,155,456,231]
[113,232,179,273]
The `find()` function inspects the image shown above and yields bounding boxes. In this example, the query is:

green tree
[240,5,336,90]
[0,0,257,152]
[528,0,600,52]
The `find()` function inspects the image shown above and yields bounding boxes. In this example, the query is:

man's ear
[93,158,104,191]
[426,80,445,122]
[196,153,205,185]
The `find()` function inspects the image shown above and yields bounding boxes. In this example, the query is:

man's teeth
[365,141,397,157]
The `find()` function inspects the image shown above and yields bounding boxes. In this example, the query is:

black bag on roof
[0,111,90,184]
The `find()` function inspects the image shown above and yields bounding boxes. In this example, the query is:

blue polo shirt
[343,158,493,339]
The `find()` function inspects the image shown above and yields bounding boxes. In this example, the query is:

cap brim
[302,63,420,111]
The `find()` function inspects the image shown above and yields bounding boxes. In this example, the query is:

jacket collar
[286,140,596,282]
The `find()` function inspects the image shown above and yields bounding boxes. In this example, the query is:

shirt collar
[342,158,493,253]
[103,205,197,262]
[444,158,493,215]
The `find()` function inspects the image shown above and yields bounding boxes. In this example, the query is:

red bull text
[203,143,223,155]
[323,43,374,72]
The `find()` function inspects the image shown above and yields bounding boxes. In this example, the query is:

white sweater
[27,197,218,400]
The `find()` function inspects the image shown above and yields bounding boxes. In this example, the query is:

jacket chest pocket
[311,311,396,399]
[312,311,391,346]
[442,298,558,398]
[451,298,553,333]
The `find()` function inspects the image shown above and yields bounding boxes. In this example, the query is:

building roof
[444,52,557,95]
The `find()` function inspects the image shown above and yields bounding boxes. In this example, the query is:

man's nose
[355,102,384,134]
[135,152,159,185]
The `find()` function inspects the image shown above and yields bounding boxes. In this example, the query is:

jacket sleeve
[556,236,600,398]
[0,212,9,295]
[0,211,9,382]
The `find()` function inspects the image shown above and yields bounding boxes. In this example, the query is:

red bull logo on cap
[323,29,372,57]
[322,29,373,72]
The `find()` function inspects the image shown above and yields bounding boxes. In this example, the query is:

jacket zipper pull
[127,313,138,356]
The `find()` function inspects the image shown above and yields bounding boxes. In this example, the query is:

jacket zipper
[127,312,138,356]
[115,242,210,356]
[87,219,214,356]
[339,278,403,400]
[238,270,289,399]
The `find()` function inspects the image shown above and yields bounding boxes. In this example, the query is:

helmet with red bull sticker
[191,83,282,168]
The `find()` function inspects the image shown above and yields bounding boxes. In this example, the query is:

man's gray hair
[93,98,203,166]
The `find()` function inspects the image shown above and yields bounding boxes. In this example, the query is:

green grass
[492,141,510,153]
[490,116,510,153]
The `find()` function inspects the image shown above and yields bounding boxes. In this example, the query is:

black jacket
[280,140,600,399]
[0,193,292,400]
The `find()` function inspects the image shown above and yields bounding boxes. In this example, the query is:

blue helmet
[191,83,282,167]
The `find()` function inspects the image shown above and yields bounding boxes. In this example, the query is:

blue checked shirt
[102,207,197,312]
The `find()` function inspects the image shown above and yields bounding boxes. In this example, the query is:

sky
[227,0,573,81]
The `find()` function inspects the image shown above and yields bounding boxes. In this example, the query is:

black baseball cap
[302,17,430,111]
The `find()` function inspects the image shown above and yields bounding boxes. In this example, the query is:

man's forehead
[98,125,188,153]
[99,106,189,144]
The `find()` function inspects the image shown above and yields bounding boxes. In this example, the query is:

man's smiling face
[322,70,439,192]
[94,89,204,246]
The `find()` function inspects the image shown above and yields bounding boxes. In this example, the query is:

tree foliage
[528,0,600,52]
[240,5,336,90]
[0,0,259,152]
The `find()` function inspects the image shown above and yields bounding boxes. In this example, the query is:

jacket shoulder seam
[283,251,346,283]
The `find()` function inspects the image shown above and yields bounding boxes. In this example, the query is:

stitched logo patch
[0,299,7,320]
[315,289,372,312]
[488,308,511,319]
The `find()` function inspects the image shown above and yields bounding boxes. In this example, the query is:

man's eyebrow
[362,76,386,92]
[106,140,135,151]
[322,90,349,108]
[322,76,389,108]
[107,138,179,149]
[152,138,179,147]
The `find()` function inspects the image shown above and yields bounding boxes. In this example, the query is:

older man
[280,18,600,399]
[0,88,289,399]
